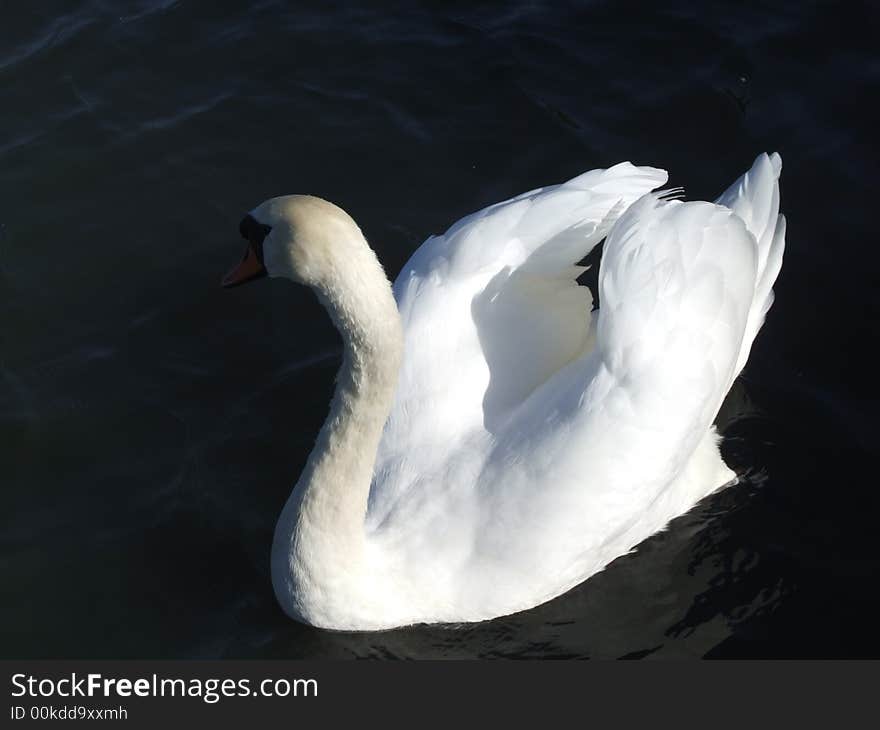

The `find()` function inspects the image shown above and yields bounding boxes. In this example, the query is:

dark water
[1,0,878,659]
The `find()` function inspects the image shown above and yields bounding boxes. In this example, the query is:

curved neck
[272,236,402,615]
[297,280,401,541]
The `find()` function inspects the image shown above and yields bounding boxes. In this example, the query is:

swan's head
[222,194,367,290]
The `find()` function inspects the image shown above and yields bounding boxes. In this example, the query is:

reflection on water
[1,0,877,658]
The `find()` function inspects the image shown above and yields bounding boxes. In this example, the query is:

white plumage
[232,152,785,630]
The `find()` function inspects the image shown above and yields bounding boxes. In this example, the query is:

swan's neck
[297,283,401,540]
[272,237,402,616]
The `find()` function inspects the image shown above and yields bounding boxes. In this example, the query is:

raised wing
[596,195,759,442]
[492,153,785,532]
[368,163,667,523]
[466,190,767,574]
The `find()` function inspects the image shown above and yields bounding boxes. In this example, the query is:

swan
[222,153,785,631]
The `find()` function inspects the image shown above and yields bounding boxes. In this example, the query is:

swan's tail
[715,152,786,378]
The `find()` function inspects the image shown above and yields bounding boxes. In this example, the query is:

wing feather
[715,152,786,376]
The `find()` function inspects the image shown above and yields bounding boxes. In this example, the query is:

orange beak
[222,243,266,287]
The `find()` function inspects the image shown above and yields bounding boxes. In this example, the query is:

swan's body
[226,153,785,631]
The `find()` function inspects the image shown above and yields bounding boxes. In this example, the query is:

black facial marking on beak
[222,214,273,287]
[238,214,273,264]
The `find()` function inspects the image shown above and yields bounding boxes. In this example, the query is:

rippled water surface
[1,0,878,658]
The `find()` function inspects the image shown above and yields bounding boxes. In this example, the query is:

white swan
[223,153,785,631]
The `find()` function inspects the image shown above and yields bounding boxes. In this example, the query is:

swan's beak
[222,244,266,287]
